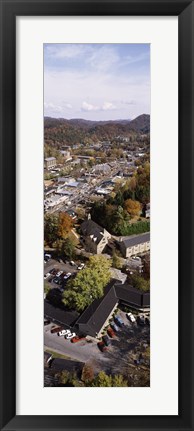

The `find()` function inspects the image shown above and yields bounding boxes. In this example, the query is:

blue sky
[44,43,150,120]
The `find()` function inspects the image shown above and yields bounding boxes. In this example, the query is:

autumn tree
[57,212,73,239]
[81,364,94,384]
[124,199,142,217]
[62,255,112,312]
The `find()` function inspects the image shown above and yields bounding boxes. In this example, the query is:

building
[60,150,71,161]
[44,157,56,170]
[81,218,111,254]
[76,280,150,337]
[118,233,150,258]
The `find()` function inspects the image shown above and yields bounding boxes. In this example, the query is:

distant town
[44,114,150,387]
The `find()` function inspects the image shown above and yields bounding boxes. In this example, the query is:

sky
[44,43,150,121]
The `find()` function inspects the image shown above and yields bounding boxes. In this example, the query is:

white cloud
[102,102,116,111]
[87,45,119,72]
[44,66,150,120]
[81,101,99,112]
[45,44,88,60]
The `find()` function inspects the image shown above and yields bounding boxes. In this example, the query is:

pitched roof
[45,157,56,161]
[76,279,118,333]
[81,219,108,245]
[76,280,150,336]
[121,232,150,248]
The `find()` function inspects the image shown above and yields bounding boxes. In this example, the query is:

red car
[51,326,62,334]
[71,336,86,343]
[97,341,107,352]
[107,327,115,338]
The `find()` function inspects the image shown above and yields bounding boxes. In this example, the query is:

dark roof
[76,280,150,336]
[81,219,108,245]
[121,232,150,248]
[76,279,118,336]
[44,300,79,328]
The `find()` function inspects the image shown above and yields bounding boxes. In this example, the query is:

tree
[57,212,73,239]
[91,371,112,387]
[112,252,123,269]
[44,281,51,296]
[55,237,75,260]
[91,371,128,387]
[128,273,150,292]
[62,255,112,312]
[44,213,59,246]
[112,374,128,387]
[124,199,142,217]
[81,364,94,384]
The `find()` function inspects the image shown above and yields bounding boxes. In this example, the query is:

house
[118,232,150,258]
[44,157,56,170]
[76,280,150,337]
[80,218,111,254]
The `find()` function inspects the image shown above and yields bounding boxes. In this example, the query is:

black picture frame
[0,1,194,430]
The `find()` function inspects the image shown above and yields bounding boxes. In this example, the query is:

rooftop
[121,232,150,248]
[81,219,108,245]
[76,280,150,336]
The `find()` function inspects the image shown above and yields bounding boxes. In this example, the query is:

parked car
[51,326,62,334]
[44,253,51,262]
[53,277,61,285]
[110,322,119,332]
[102,335,111,346]
[56,270,63,277]
[50,268,58,275]
[70,261,76,266]
[58,329,70,337]
[107,327,115,338]
[97,341,107,352]
[114,315,124,327]
[77,263,85,270]
[126,312,136,323]
[44,272,51,280]
[63,272,71,280]
[71,336,86,343]
[44,319,51,326]
[65,332,76,340]
[137,315,145,326]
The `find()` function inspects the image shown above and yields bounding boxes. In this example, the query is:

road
[44,327,107,363]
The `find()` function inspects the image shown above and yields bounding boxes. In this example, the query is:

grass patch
[45,348,71,360]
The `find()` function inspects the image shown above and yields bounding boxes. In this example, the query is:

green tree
[44,281,51,296]
[112,252,123,269]
[62,255,112,312]
[91,371,128,387]
[44,213,59,246]
[55,237,75,260]
[129,273,150,292]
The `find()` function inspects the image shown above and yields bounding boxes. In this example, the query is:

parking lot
[44,308,150,381]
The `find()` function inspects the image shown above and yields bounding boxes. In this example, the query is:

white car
[63,272,71,280]
[127,312,136,323]
[58,329,70,337]
[77,263,85,270]
[65,332,76,340]
[56,270,63,277]
[44,272,51,280]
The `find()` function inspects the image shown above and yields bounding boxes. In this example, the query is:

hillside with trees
[44,114,150,147]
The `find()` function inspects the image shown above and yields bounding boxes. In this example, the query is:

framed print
[0,0,194,430]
